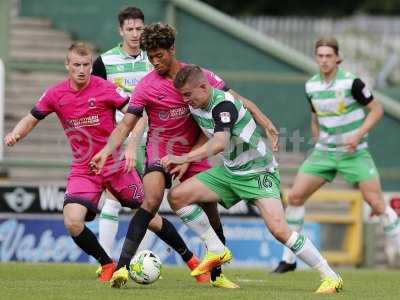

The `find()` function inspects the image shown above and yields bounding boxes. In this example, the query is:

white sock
[285,231,338,280]
[99,199,121,257]
[380,206,400,249]
[282,205,305,264]
[176,204,225,253]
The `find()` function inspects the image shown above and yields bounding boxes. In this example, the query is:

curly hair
[140,23,176,52]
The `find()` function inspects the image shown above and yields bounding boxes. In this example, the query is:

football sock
[285,231,338,280]
[117,207,153,269]
[99,198,121,257]
[72,225,112,266]
[154,217,193,262]
[282,205,305,264]
[176,205,225,254]
[211,223,225,280]
[380,206,400,248]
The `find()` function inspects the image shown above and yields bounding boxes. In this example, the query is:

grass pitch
[0,263,399,300]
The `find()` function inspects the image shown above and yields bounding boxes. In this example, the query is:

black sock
[72,226,112,266]
[155,217,193,262]
[117,207,154,269]
[211,223,225,280]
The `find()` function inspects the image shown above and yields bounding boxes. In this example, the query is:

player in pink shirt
[4,42,206,283]
[91,23,279,289]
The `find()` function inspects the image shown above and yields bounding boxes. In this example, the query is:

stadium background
[0,0,400,269]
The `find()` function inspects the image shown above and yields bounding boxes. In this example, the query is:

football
[129,250,162,284]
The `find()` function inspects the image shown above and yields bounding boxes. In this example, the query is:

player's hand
[170,162,190,181]
[4,132,21,147]
[89,149,108,174]
[124,148,137,173]
[345,132,362,153]
[160,154,187,169]
[265,124,279,152]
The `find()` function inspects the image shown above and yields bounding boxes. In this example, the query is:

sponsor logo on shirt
[67,115,100,128]
[125,78,140,86]
[158,106,190,121]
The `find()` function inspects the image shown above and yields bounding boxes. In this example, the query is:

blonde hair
[315,37,342,64]
[66,42,93,62]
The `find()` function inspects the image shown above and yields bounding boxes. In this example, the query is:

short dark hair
[174,65,204,89]
[140,23,176,52]
[118,6,144,27]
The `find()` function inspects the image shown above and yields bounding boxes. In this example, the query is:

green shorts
[135,144,146,176]
[196,166,281,209]
[299,149,379,184]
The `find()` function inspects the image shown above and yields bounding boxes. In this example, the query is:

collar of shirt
[117,44,144,61]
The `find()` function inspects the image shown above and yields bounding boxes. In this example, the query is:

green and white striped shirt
[190,88,277,176]
[305,68,373,152]
[100,44,152,97]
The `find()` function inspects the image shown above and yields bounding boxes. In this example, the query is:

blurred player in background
[162,64,343,294]
[274,37,400,273]
[90,22,278,289]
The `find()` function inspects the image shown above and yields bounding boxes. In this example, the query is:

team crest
[220,112,231,123]
[88,98,96,108]
[158,111,169,120]
[335,89,345,100]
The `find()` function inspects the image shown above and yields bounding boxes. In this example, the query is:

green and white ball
[129,250,162,284]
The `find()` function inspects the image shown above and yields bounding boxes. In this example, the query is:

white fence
[241,15,400,87]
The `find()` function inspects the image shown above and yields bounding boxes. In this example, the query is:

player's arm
[90,113,139,173]
[358,99,383,136]
[124,113,148,172]
[162,131,230,167]
[4,113,40,146]
[311,112,319,142]
[306,90,320,143]
[186,131,229,163]
[161,101,238,167]
[228,89,279,152]
[168,129,209,179]
[345,79,383,152]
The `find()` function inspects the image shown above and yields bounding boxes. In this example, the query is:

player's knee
[141,197,160,214]
[368,195,385,215]
[64,216,84,236]
[288,190,306,206]
[269,219,290,243]
[168,187,186,211]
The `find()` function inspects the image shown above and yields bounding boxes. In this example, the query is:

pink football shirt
[127,62,226,163]
[32,75,129,173]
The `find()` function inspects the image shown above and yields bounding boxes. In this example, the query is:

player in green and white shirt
[160,65,343,294]
[92,7,150,260]
[275,37,400,274]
